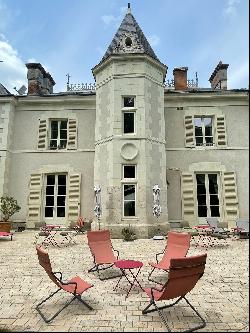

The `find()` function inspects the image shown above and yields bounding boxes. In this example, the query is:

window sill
[121,179,138,183]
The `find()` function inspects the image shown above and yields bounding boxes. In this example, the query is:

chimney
[26,63,55,95]
[209,61,229,90]
[173,67,188,90]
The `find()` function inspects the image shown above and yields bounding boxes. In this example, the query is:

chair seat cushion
[149,261,170,270]
[0,232,13,236]
[61,276,93,295]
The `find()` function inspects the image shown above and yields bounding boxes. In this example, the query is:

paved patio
[0,230,249,332]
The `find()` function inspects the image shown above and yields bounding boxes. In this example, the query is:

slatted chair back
[36,245,61,288]
[236,218,249,232]
[160,232,191,266]
[158,254,207,301]
[87,230,117,263]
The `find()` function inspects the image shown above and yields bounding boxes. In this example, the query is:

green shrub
[0,196,21,222]
[121,225,137,241]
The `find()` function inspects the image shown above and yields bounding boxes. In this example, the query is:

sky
[0,0,249,93]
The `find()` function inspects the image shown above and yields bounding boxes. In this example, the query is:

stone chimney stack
[173,67,188,90]
[26,63,55,95]
[209,61,229,90]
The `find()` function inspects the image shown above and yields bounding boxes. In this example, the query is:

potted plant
[121,225,137,242]
[0,196,21,232]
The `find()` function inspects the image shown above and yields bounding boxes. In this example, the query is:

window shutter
[222,172,239,222]
[67,118,78,150]
[27,173,42,225]
[216,115,227,147]
[68,173,81,223]
[184,115,195,147]
[181,172,196,223]
[37,119,48,149]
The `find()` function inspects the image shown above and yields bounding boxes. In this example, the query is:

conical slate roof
[101,8,159,63]
[0,83,11,95]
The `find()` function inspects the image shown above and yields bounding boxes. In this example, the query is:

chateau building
[0,6,249,237]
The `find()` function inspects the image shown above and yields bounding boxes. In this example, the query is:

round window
[125,37,132,47]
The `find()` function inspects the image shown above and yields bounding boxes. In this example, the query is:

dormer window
[125,37,132,47]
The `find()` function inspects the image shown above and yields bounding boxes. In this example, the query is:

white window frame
[49,119,68,150]
[123,96,136,108]
[123,164,137,180]
[194,116,214,147]
[122,183,137,217]
[123,111,136,134]
[122,96,136,135]
[43,173,67,222]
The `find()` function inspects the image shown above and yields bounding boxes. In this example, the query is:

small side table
[114,260,144,299]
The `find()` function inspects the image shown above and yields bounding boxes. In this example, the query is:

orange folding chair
[35,245,94,323]
[87,230,121,280]
[148,231,191,284]
[143,254,207,332]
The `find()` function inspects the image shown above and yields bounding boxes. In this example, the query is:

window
[44,174,67,218]
[123,184,136,216]
[123,165,136,179]
[123,96,135,108]
[123,112,135,134]
[196,173,220,218]
[49,120,68,149]
[194,116,213,146]
[122,164,136,217]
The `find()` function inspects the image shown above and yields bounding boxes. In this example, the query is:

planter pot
[0,221,12,233]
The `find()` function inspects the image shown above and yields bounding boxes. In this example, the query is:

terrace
[0,230,249,332]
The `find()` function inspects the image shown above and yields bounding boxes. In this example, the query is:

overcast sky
[0,0,249,93]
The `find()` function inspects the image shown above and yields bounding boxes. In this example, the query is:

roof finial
[127,3,131,14]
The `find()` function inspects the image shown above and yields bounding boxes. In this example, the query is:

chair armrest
[156,248,166,263]
[60,280,78,294]
[112,247,120,259]
[53,271,63,281]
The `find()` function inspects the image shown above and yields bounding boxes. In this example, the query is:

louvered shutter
[184,115,195,147]
[37,119,48,149]
[181,172,196,223]
[215,115,227,147]
[27,173,42,224]
[222,172,239,223]
[67,118,78,150]
[68,173,81,223]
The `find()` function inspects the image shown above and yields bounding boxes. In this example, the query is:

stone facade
[0,7,249,237]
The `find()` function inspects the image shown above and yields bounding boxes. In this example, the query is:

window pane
[60,130,67,139]
[59,140,67,148]
[51,130,58,139]
[197,185,206,195]
[204,117,212,127]
[58,175,66,185]
[211,206,220,217]
[208,174,218,194]
[46,196,54,206]
[205,137,213,145]
[205,126,212,136]
[197,195,206,205]
[210,195,219,205]
[50,140,57,149]
[124,113,134,133]
[195,137,203,146]
[58,185,66,195]
[57,196,65,207]
[51,121,58,130]
[124,97,134,108]
[45,207,53,217]
[194,117,202,127]
[195,127,202,136]
[196,174,205,185]
[60,120,67,130]
[198,206,207,217]
[46,185,54,195]
[124,201,135,216]
[57,207,65,217]
[47,175,55,185]
[124,165,136,179]
[124,185,135,200]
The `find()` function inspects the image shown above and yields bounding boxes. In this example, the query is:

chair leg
[148,267,165,285]
[142,295,206,332]
[36,288,93,323]
[88,263,122,281]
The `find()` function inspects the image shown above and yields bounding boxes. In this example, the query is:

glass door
[44,174,67,225]
[196,173,220,224]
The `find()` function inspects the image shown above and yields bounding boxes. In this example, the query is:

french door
[196,173,221,224]
[44,174,67,225]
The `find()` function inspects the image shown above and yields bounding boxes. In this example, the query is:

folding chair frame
[142,291,206,332]
[35,271,93,323]
[88,247,122,281]
[148,249,167,285]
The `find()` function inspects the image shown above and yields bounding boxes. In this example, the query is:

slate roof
[0,83,11,96]
[101,10,159,63]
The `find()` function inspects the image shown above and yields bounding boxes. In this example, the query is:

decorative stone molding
[120,143,139,160]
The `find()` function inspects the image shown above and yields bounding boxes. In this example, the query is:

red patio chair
[87,230,121,280]
[74,216,85,234]
[143,253,207,332]
[148,231,191,284]
[35,245,94,323]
